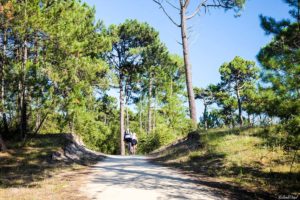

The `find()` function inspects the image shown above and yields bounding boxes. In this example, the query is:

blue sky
[82,0,291,119]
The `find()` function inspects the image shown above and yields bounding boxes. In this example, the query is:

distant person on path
[131,132,138,155]
[124,129,132,154]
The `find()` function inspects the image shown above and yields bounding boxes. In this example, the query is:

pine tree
[105,20,159,155]
[219,56,259,126]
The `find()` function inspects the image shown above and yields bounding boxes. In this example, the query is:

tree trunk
[147,73,153,134]
[21,42,28,139]
[1,28,8,133]
[126,104,129,129]
[180,7,197,125]
[13,45,20,130]
[119,74,125,155]
[34,33,41,132]
[35,102,41,131]
[18,77,22,130]
[153,89,157,132]
[34,112,49,135]
[231,111,235,129]
[247,113,251,126]
[139,109,142,133]
[236,88,243,126]
[203,103,208,130]
[0,134,7,151]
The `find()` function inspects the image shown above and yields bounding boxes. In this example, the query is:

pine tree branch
[204,0,238,9]
[184,0,191,8]
[186,0,208,20]
[153,0,181,27]
[186,0,238,20]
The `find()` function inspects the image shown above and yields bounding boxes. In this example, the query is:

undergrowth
[153,127,300,195]
[0,134,89,200]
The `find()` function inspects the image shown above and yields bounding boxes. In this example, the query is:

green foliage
[219,56,259,90]
[285,116,300,137]
[258,23,300,100]
[195,86,216,129]
[257,0,299,138]
[0,0,122,154]
[1,0,297,157]
[154,127,300,194]
[199,109,224,129]
[138,128,176,154]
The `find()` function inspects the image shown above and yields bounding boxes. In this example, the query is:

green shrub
[138,126,176,154]
[284,116,300,149]
[285,116,300,136]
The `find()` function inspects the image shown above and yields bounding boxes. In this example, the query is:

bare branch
[204,0,236,10]
[184,0,191,8]
[186,0,239,20]
[176,40,183,46]
[165,0,180,11]
[153,0,181,27]
[186,0,208,20]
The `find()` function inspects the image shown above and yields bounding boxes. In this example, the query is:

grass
[0,134,92,200]
[0,167,89,200]
[152,127,300,196]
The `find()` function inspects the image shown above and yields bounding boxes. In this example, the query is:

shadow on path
[82,155,269,200]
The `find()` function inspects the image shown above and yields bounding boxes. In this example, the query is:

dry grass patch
[0,166,90,200]
[0,134,96,200]
[152,127,300,196]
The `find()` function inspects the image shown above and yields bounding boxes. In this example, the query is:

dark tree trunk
[180,5,197,125]
[203,103,208,130]
[0,134,7,151]
[16,47,22,132]
[119,74,125,155]
[20,42,28,139]
[247,113,251,126]
[1,28,8,133]
[236,88,243,126]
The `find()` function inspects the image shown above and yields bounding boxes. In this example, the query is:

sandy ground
[81,155,228,200]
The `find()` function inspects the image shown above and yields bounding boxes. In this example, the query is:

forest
[0,0,298,157]
[0,0,299,198]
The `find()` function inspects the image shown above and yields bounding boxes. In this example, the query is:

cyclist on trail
[124,129,132,154]
[131,132,138,155]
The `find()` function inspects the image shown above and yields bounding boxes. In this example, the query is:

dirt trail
[81,155,230,200]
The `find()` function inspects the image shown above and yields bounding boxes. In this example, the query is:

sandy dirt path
[81,155,229,200]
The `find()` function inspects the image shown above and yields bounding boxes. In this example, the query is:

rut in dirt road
[81,155,230,200]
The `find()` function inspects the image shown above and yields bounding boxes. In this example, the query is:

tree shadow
[0,134,100,188]
[87,156,229,200]
[227,164,300,194]
[152,152,276,199]
[87,156,272,200]
[149,129,287,199]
